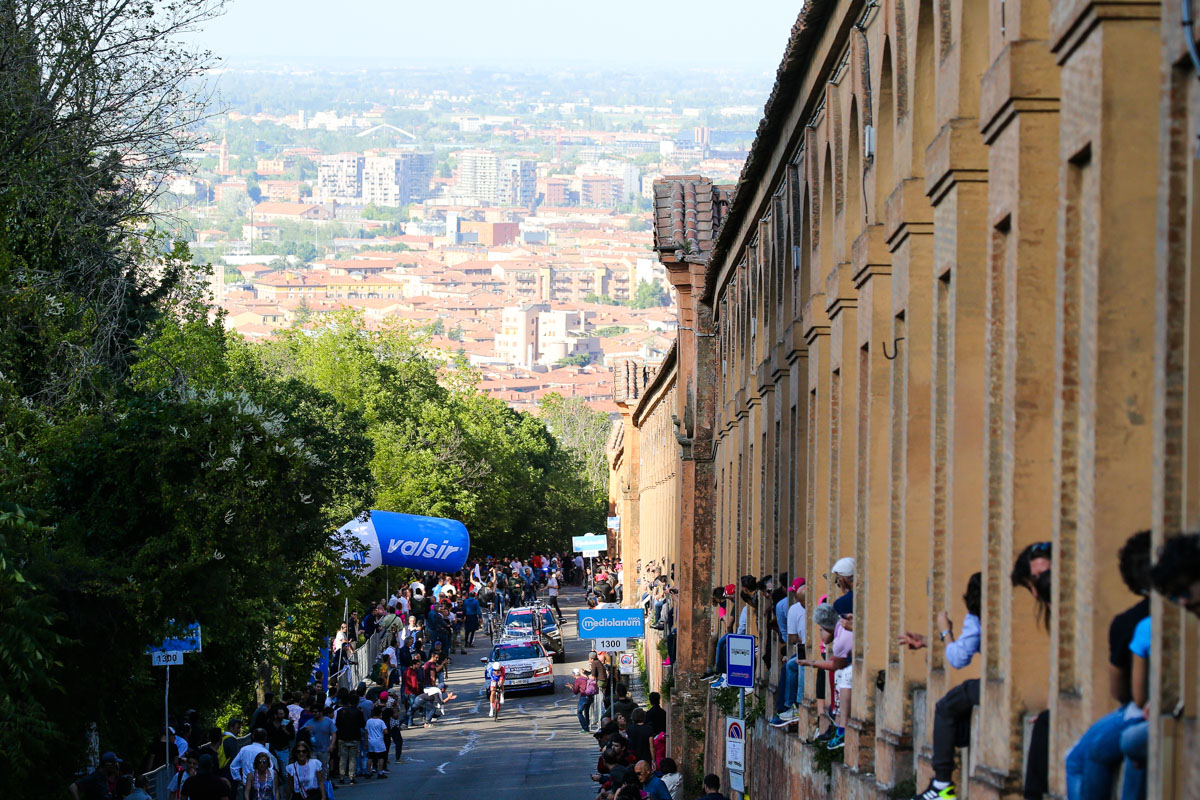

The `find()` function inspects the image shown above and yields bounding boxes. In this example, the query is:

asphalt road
[332,589,601,800]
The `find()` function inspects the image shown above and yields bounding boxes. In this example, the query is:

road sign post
[724,635,754,800]
[619,652,635,675]
[725,634,755,688]
[594,638,627,652]
[577,609,645,730]
[147,622,201,779]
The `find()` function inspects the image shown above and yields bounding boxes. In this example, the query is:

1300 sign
[595,638,627,652]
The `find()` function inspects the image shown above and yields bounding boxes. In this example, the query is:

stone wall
[609,0,1199,796]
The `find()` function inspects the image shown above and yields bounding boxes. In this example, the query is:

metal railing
[141,733,250,800]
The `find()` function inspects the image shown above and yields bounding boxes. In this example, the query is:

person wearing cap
[69,751,123,799]
[832,557,855,615]
[799,602,850,747]
[771,577,808,727]
[706,577,758,688]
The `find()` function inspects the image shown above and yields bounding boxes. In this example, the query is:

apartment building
[316,153,364,203]
[363,152,435,207]
[456,149,500,204]
[580,175,624,209]
[494,304,548,367]
[499,158,537,207]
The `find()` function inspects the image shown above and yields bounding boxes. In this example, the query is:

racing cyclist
[485,660,506,719]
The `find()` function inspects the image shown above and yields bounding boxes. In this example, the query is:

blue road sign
[726,634,755,688]
[576,608,645,640]
[147,622,202,654]
[572,533,608,552]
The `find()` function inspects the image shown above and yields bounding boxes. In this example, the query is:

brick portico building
[607,0,1199,798]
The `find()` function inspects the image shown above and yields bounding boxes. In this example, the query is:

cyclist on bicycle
[485,660,506,719]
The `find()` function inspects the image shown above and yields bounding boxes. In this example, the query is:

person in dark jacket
[696,773,731,800]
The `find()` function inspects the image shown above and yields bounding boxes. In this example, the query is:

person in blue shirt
[902,572,985,800]
[1064,531,1152,800]
[633,760,672,800]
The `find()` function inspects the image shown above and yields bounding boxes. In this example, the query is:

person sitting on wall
[901,572,983,800]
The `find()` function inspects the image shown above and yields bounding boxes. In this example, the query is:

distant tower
[218,134,229,174]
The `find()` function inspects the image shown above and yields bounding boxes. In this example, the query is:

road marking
[545,731,556,741]
[530,720,539,738]
[436,762,450,774]
[457,732,478,756]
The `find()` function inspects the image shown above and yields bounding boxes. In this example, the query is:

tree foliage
[0,1,604,785]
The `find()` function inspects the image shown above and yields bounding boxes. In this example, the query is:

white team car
[480,638,555,693]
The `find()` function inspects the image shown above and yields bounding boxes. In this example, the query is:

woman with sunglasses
[284,743,325,800]
[243,752,277,800]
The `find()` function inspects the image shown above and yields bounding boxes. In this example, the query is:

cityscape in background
[167,64,769,414]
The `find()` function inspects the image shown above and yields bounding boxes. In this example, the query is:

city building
[456,149,500,204]
[499,158,537,206]
[362,152,434,207]
[494,304,548,367]
[580,175,624,208]
[316,153,364,203]
[606,2,1197,800]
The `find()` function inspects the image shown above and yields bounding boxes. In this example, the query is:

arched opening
[795,179,812,318]
[847,97,864,251]
[912,0,935,175]
[874,38,896,221]
[821,146,836,285]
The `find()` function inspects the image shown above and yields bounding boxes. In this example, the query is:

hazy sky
[194,1,802,69]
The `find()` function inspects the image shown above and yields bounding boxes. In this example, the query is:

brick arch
[825,83,845,216]
[873,35,896,221]
[846,95,866,246]
[796,180,812,318]
[820,144,836,282]
[891,0,910,119]
[911,0,936,176]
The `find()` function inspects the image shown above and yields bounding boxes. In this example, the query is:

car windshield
[506,610,536,627]
[493,644,543,661]
[539,610,556,628]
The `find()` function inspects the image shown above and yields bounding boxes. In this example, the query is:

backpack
[216,731,237,769]
[584,676,598,696]
[651,732,666,768]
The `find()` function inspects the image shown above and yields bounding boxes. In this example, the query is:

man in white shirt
[547,572,563,623]
[772,577,808,726]
[573,555,585,583]
[229,728,276,786]
[387,589,403,611]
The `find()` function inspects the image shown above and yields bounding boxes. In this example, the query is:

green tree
[627,280,670,309]
[538,393,613,501]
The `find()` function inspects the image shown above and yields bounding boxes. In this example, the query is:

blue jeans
[713,634,729,673]
[577,694,593,731]
[273,748,290,768]
[1120,720,1148,800]
[1065,705,1141,800]
[776,656,804,713]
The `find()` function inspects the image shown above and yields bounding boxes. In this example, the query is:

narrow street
[342,589,600,800]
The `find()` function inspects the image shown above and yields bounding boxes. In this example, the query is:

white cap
[572,668,581,675]
[832,557,855,577]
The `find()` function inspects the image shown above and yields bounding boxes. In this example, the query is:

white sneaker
[778,708,797,722]
[488,708,494,717]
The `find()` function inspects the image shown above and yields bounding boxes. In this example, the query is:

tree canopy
[0,2,607,789]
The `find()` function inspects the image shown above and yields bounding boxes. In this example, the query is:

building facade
[316,153,364,203]
[457,149,501,205]
[608,2,1198,799]
[500,158,538,207]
